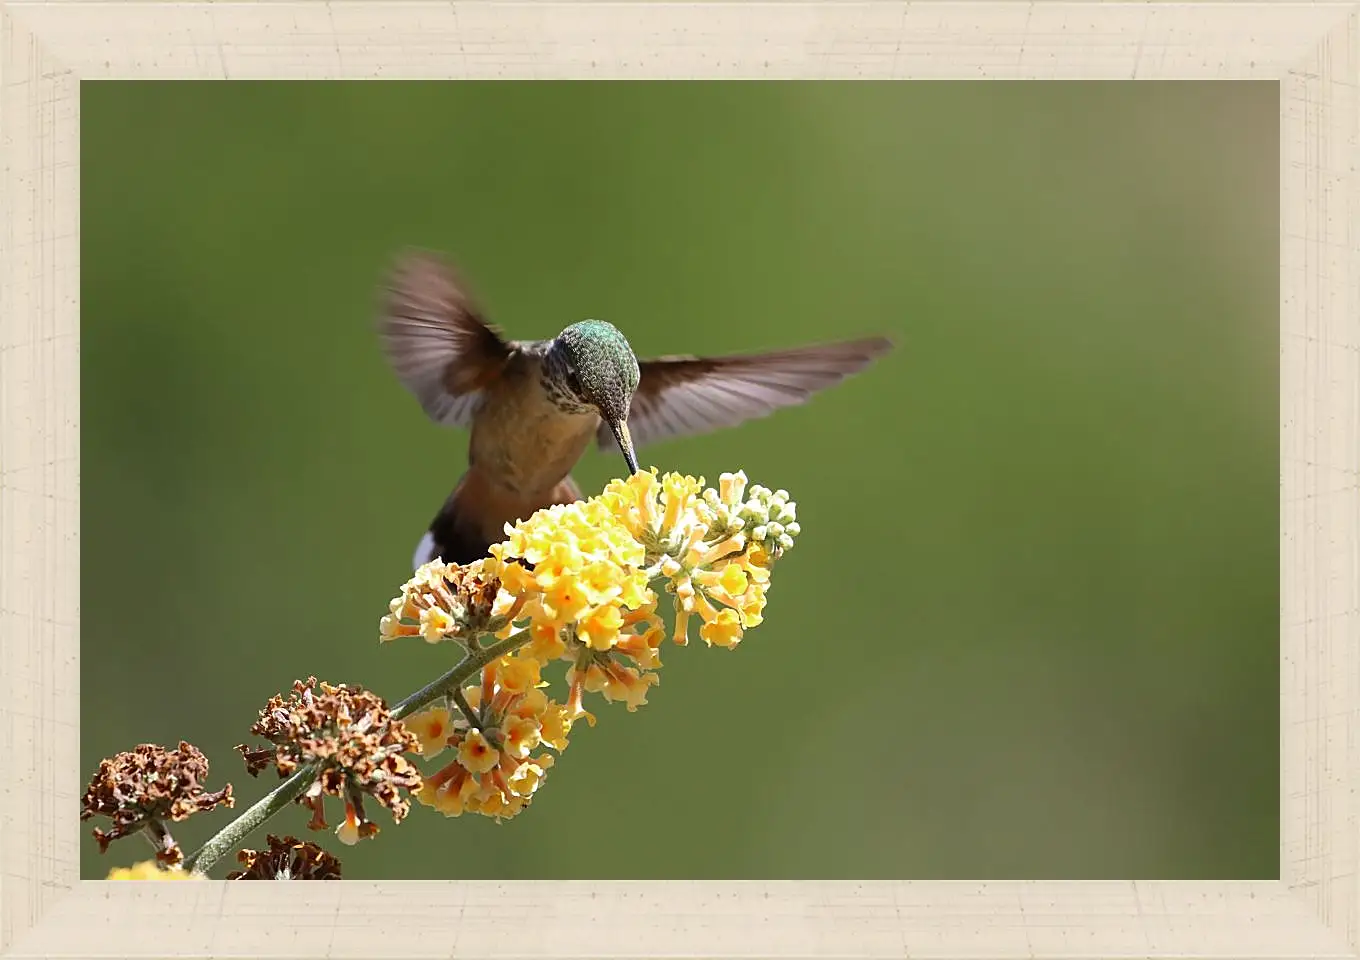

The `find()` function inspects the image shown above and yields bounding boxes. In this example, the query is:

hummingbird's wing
[600,336,893,450]
[379,250,514,428]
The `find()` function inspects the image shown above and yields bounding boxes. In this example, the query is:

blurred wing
[379,249,513,428]
[600,337,893,450]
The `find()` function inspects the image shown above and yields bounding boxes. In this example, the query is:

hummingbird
[379,249,893,571]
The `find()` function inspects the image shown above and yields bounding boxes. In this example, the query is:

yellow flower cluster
[106,861,203,880]
[406,655,571,821]
[484,489,677,721]
[599,470,774,649]
[382,468,799,822]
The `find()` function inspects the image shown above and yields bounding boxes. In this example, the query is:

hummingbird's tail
[413,466,585,570]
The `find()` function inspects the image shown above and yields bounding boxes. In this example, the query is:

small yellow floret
[457,729,500,775]
[405,706,454,759]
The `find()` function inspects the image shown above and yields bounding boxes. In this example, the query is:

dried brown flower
[235,677,423,844]
[81,741,234,864]
[379,559,506,645]
[227,834,342,880]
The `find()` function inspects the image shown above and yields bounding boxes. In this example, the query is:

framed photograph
[2,3,1355,958]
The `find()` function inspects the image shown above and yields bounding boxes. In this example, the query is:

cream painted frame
[0,2,1353,957]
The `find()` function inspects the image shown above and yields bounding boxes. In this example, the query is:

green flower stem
[141,820,174,857]
[182,762,317,875]
[390,630,533,721]
[182,630,534,876]
[452,688,483,730]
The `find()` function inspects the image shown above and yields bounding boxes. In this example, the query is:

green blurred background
[81,81,1279,880]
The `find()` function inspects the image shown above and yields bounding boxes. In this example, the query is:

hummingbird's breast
[468,352,599,496]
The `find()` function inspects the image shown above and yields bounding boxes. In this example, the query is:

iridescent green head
[547,319,641,474]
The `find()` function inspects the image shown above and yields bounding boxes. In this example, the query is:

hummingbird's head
[548,320,641,475]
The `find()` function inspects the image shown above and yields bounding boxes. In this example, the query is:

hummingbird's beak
[608,418,640,476]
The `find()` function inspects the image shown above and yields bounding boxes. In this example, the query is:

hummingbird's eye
[563,366,583,398]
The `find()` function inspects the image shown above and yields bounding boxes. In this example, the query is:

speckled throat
[534,338,596,415]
